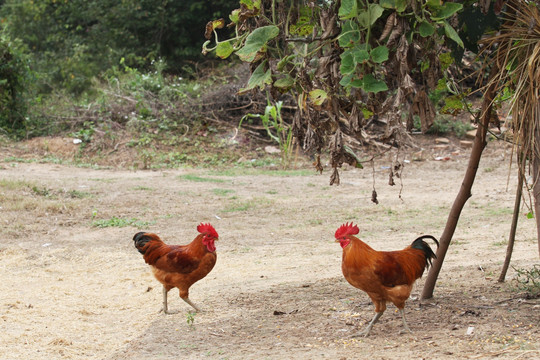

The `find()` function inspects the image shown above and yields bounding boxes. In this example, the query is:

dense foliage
[0,35,30,136]
[203,0,502,183]
[0,0,237,95]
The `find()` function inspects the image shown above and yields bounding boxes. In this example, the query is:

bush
[0,36,31,137]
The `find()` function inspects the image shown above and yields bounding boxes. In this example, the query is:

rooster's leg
[399,309,412,334]
[160,286,178,314]
[182,297,201,312]
[359,311,383,337]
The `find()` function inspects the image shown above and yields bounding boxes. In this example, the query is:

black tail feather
[411,235,439,268]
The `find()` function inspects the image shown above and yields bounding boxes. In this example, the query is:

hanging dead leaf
[371,189,379,204]
[313,154,323,174]
[388,170,395,186]
[205,18,226,40]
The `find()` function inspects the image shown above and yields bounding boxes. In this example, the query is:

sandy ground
[1,140,539,359]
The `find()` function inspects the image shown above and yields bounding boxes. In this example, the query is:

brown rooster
[133,223,219,313]
[335,222,438,336]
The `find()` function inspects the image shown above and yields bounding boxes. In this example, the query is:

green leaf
[526,212,534,219]
[309,89,328,106]
[338,21,360,48]
[352,74,388,93]
[431,3,463,21]
[216,41,234,59]
[340,51,356,75]
[418,21,435,37]
[338,0,357,19]
[236,25,279,62]
[230,9,240,24]
[274,76,294,91]
[380,0,396,8]
[343,145,364,169]
[357,4,384,28]
[240,61,272,92]
[351,44,370,63]
[395,0,407,12]
[276,54,296,71]
[380,0,407,12]
[370,46,389,63]
[240,0,261,11]
[443,21,464,48]
[339,73,354,87]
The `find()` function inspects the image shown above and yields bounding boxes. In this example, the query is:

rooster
[133,223,219,313]
[335,222,438,336]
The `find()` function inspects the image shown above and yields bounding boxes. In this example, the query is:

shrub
[0,36,31,137]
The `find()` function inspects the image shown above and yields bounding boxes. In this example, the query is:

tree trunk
[421,66,500,299]
[498,158,523,282]
[534,106,540,257]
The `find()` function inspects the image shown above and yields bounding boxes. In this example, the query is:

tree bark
[498,158,523,282]
[534,105,540,257]
[421,67,500,299]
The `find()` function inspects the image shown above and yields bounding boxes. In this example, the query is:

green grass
[212,188,235,196]
[0,179,32,190]
[222,197,273,213]
[132,185,154,191]
[92,216,155,228]
[178,174,226,183]
[208,168,316,177]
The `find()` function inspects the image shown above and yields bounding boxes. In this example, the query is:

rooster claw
[159,308,179,315]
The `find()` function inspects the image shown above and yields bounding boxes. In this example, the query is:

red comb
[197,223,219,238]
[335,222,359,238]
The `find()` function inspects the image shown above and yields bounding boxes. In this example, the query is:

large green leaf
[431,3,463,21]
[418,21,435,37]
[338,0,358,19]
[380,0,407,12]
[338,21,360,48]
[443,21,464,48]
[236,25,279,62]
[357,4,384,28]
[216,41,234,59]
[240,61,272,92]
[351,44,370,63]
[370,46,389,64]
[352,74,388,93]
[274,76,294,91]
[340,51,356,75]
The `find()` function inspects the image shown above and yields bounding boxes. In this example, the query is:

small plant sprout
[186,311,196,327]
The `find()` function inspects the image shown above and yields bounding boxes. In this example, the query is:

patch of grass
[0,179,31,190]
[31,186,53,197]
[210,168,315,177]
[67,189,93,199]
[178,174,225,183]
[92,216,155,228]
[223,201,254,213]
[212,188,235,196]
[512,265,540,296]
[132,185,154,191]
[222,197,273,213]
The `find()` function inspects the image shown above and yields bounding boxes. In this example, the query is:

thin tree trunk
[534,108,540,256]
[421,66,500,299]
[498,157,523,282]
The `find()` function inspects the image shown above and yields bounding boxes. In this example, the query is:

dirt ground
[1,137,539,360]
